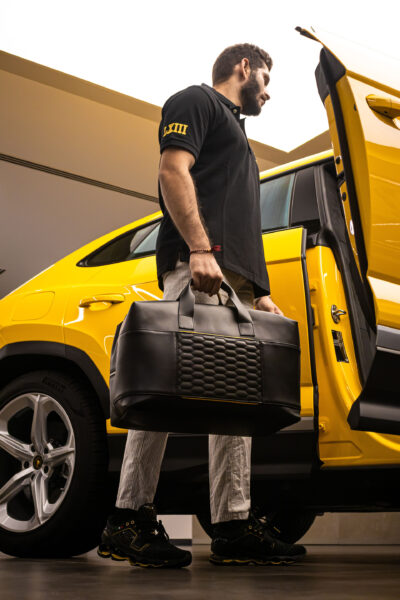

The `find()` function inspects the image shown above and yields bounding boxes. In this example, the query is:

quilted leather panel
[177,332,262,403]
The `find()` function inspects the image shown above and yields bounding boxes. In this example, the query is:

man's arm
[159,147,223,296]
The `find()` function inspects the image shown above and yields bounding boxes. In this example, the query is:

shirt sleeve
[159,86,214,161]
[253,279,270,299]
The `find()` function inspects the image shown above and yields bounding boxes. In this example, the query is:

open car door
[297,27,400,435]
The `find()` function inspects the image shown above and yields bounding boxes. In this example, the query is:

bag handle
[177,279,255,337]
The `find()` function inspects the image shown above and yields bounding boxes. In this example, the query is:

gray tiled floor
[1,545,400,600]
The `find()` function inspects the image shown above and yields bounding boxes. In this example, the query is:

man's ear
[235,58,250,81]
[240,58,251,80]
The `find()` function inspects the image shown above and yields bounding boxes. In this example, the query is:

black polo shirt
[155,83,270,298]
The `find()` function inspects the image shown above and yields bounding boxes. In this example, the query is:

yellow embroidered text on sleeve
[163,123,189,137]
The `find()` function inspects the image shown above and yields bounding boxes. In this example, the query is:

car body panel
[367,276,400,328]
[298,26,400,331]
[296,26,400,438]
[0,291,66,345]
[261,227,314,417]
[297,26,400,98]
[63,256,162,431]
[306,245,400,466]
[330,76,400,329]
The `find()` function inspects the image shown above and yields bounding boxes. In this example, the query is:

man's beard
[240,71,262,116]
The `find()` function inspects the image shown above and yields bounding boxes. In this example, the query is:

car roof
[260,149,334,181]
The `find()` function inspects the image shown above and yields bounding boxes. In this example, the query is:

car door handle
[79,294,126,308]
[366,94,400,121]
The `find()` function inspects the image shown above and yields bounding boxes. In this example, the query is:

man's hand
[254,295,284,315]
[190,253,224,296]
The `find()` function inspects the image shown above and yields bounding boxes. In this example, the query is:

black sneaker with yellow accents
[97,503,192,568]
[210,513,306,566]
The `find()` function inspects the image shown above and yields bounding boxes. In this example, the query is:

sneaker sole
[97,543,191,568]
[129,556,192,569]
[209,553,302,566]
[97,544,129,561]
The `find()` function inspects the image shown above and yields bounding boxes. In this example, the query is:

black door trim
[348,325,400,435]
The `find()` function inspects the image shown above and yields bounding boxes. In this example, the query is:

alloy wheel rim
[0,392,76,532]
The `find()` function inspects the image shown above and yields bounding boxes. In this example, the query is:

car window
[80,173,296,267]
[260,173,295,232]
[128,222,160,258]
[78,221,160,267]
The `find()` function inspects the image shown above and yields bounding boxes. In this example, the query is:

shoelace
[247,515,266,537]
[248,511,283,542]
[137,518,170,541]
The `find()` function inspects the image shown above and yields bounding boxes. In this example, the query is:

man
[98,43,306,568]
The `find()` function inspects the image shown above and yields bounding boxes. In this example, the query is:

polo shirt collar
[201,83,242,120]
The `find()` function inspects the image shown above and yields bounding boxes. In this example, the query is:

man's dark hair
[212,43,273,85]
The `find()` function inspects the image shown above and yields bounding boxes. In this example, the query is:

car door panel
[306,244,400,465]
[297,27,400,436]
[298,26,400,328]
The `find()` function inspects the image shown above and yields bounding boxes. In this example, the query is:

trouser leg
[116,430,168,509]
[209,434,252,523]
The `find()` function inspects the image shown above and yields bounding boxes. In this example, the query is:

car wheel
[253,507,317,543]
[0,370,108,557]
[197,507,317,544]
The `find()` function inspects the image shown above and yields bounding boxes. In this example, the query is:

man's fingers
[191,273,201,291]
[203,277,222,296]
[209,276,223,296]
[190,272,223,294]
[189,254,224,295]
[193,274,212,294]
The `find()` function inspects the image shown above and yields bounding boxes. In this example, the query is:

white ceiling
[1,0,399,151]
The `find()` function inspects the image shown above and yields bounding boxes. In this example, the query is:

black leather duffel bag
[109,279,301,436]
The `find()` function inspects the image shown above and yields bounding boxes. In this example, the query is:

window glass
[81,221,159,266]
[260,173,295,232]
[81,173,295,267]
[128,223,160,258]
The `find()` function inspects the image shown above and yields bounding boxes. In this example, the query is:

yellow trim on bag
[181,396,259,406]
[179,329,256,341]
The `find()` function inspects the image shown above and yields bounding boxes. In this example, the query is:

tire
[0,370,109,557]
[253,507,317,543]
[197,507,317,544]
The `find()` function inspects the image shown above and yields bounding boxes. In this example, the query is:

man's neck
[213,81,242,110]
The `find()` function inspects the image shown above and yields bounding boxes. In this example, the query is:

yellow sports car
[0,28,399,557]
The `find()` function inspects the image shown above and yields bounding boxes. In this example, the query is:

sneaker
[210,514,306,566]
[97,503,192,568]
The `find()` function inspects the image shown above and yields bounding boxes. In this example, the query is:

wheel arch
[0,341,110,418]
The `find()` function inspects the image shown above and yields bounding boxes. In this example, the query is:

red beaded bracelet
[190,245,222,255]
[189,248,213,254]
